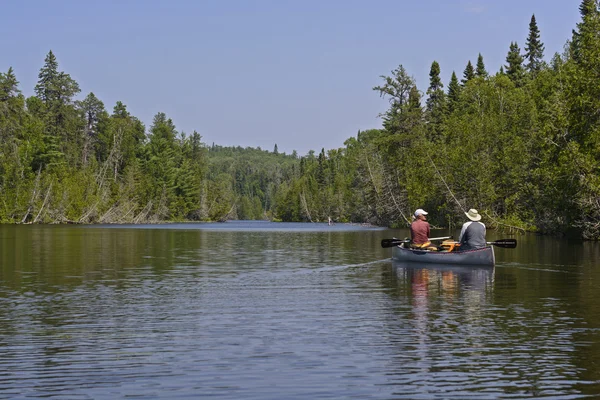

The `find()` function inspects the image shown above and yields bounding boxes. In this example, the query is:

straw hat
[465,209,481,221]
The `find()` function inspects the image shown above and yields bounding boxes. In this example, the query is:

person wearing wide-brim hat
[458,209,486,250]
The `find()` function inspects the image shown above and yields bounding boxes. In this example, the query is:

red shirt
[410,219,430,244]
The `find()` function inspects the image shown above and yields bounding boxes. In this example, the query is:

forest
[0,1,599,239]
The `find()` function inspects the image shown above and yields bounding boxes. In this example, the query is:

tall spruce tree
[525,14,545,74]
[408,86,421,111]
[77,92,106,166]
[475,53,488,78]
[426,61,446,139]
[461,61,475,85]
[571,0,597,61]
[0,67,23,145]
[34,50,79,108]
[426,61,444,111]
[34,51,59,104]
[0,67,20,101]
[447,71,461,113]
[33,50,82,169]
[505,42,525,86]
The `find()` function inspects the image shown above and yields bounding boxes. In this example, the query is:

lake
[0,221,599,399]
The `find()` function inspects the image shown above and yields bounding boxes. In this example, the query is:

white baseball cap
[414,209,428,217]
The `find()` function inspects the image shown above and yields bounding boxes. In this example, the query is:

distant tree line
[0,0,599,239]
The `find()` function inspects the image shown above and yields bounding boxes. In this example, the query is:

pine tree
[461,61,475,85]
[426,61,444,111]
[100,101,145,175]
[447,71,461,113]
[505,42,525,86]
[405,86,423,131]
[112,101,129,118]
[77,92,106,166]
[408,86,421,110]
[0,67,20,101]
[143,112,180,216]
[0,67,24,149]
[571,0,597,61]
[34,50,59,104]
[33,50,82,170]
[317,148,326,186]
[426,61,446,139]
[373,64,418,133]
[34,50,80,108]
[475,53,488,78]
[525,14,545,74]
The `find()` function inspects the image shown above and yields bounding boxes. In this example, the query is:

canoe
[392,244,495,267]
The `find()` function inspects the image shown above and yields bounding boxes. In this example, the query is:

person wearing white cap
[410,208,431,248]
[458,209,486,250]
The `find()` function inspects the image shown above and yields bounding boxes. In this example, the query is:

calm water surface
[0,221,599,399]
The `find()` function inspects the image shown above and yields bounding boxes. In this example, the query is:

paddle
[487,239,517,248]
[381,236,452,248]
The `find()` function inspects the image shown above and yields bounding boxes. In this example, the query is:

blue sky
[1,0,581,156]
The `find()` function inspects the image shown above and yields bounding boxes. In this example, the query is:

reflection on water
[0,223,600,398]
[381,259,600,398]
[392,261,494,300]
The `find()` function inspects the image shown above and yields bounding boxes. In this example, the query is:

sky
[0,0,582,156]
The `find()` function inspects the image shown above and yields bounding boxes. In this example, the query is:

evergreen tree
[142,112,180,216]
[112,101,129,118]
[373,64,415,111]
[476,53,488,78]
[0,67,20,101]
[426,61,446,139]
[273,143,278,154]
[373,64,418,133]
[317,148,326,186]
[426,61,444,111]
[505,42,525,86]
[34,50,59,104]
[571,0,597,61]
[404,86,424,132]
[461,61,475,85]
[447,71,461,113]
[77,92,106,166]
[34,50,79,108]
[0,67,24,172]
[525,14,545,74]
[408,86,421,111]
[33,50,82,170]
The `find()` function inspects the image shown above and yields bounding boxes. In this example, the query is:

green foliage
[426,61,446,140]
[1,5,600,241]
[447,71,461,113]
[461,61,475,85]
[505,42,525,86]
[476,54,488,78]
[525,14,545,74]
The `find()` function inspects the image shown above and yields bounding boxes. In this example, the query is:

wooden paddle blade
[488,239,517,248]
[381,239,408,248]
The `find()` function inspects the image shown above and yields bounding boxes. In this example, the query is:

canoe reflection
[392,261,495,299]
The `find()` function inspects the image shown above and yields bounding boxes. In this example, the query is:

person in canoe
[410,209,436,250]
[458,208,487,250]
